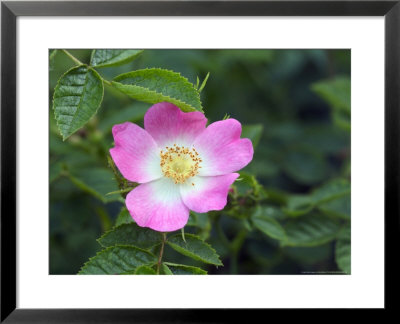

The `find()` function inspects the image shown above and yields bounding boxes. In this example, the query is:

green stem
[102,78,112,86]
[105,187,133,196]
[62,49,84,66]
[62,49,112,86]
[156,233,167,275]
[231,253,239,274]
[230,228,248,274]
[107,155,128,190]
[94,206,113,232]
[215,215,232,251]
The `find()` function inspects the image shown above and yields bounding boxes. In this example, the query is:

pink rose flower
[110,102,254,232]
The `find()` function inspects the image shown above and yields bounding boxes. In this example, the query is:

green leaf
[53,65,104,140]
[318,193,350,220]
[50,161,64,184]
[283,179,351,218]
[49,49,58,70]
[311,77,351,131]
[198,72,210,93]
[181,228,186,243]
[332,109,351,131]
[282,214,341,247]
[335,226,351,273]
[78,245,156,274]
[98,102,149,133]
[167,234,222,266]
[283,195,314,217]
[301,125,350,154]
[285,244,332,265]
[98,223,161,249]
[114,208,134,227]
[90,49,143,68]
[251,206,286,241]
[134,265,156,275]
[311,77,350,113]
[160,263,173,275]
[112,68,203,112]
[236,171,263,197]
[68,167,119,203]
[311,178,350,204]
[282,147,329,185]
[187,212,209,229]
[163,262,207,275]
[241,124,264,148]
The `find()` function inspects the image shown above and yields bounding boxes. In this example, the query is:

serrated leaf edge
[78,244,157,274]
[52,65,104,140]
[167,233,223,266]
[91,49,144,68]
[163,262,207,274]
[96,222,162,249]
[251,215,287,241]
[280,216,341,248]
[112,68,203,112]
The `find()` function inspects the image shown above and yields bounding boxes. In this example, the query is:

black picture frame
[1,0,398,321]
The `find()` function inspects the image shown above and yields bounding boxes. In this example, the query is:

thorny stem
[156,233,167,275]
[107,155,128,190]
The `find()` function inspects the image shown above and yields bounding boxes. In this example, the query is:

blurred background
[50,49,350,274]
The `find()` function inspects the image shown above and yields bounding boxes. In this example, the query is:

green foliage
[98,223,161,249]
[159,263,173,274]
[318,194,350,219]
[98,102,149,133]
[242,124,264,148]
[112,68,203,112]
[90,49,143,68]
[162,263,207,275]
[133,265,157,275]
[68,167,120,203]
[312,77,350,112]
[335,226,351,273]
[53,65,104,140]
[283,195,314,217]
[282,147,329,185]
[167,234,223,266]
[282,214,341,247]
[114,208,134,227]
[312,77,351,131]
[251,206,286,241]
[78,245,157,274]
[197,72,210,93]
[311,178,351,203]
[283,178,350,217]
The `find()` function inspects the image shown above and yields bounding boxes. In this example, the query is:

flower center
[160,144,202,184]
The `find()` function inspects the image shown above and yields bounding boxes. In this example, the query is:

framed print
[1,0,399,321]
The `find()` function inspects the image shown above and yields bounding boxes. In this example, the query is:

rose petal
[193,119,254,176]
[180,173,239,213]
[110,122,163,183]
[126,177,189,232]
[144,102,207,148]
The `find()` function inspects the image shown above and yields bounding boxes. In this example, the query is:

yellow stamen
[160,145,201,184]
